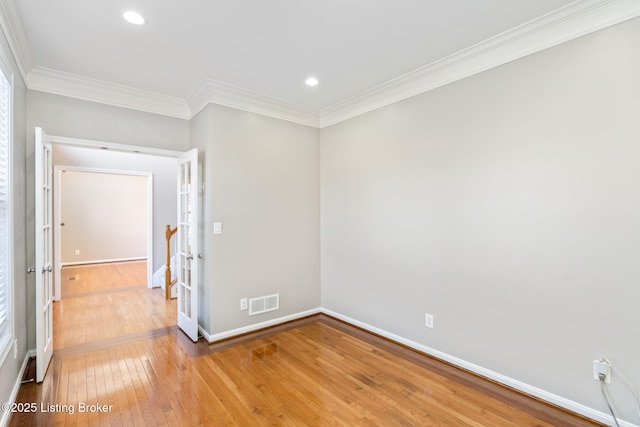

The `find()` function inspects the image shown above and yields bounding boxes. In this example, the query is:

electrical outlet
[75,249,80,256]
[593,360,611,384]
[425,313,434,329]
[240,298,248,311]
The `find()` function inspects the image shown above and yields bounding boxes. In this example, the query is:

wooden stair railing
[165,224,178,300]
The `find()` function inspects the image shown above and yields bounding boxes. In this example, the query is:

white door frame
[53,166,154,300]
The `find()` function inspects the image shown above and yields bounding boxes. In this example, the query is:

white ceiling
[5,0,640,125]
[13,0,575,110]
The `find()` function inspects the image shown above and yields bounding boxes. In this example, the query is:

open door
[35,127,54,382]
[176,149,199,341]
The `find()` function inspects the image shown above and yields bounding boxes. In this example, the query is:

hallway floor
[54,261,176,350]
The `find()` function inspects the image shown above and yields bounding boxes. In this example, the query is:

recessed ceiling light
[123,10,146,25]
[305,77,319,87]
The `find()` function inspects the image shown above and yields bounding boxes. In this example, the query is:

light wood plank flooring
[61,261,148,296]
[10,262,602,426]
[54,261,176,350]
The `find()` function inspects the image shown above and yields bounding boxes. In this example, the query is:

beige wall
[53,144,177,273]
[321,17,640,423]
[59,171,147,264]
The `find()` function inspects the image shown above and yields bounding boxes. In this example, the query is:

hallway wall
[59,171,147,264]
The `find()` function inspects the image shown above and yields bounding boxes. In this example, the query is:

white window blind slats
[0,66,10,348]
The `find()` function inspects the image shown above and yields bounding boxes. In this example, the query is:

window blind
[0,67,11,348]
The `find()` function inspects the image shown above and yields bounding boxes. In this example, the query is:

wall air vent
[249,293,279,316]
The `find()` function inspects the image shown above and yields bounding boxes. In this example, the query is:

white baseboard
[201,307,321,343]
[61,257,147,267]
[321,308,634,427]
[0,349,36,427]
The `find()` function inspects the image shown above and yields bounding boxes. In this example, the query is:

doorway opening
[54,167,153,299]
[34,129,200,382]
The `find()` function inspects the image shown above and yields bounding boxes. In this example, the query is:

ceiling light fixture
[305,77,319,87]
[122,10,146,25]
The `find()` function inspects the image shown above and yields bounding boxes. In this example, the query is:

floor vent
[249,293,279,316]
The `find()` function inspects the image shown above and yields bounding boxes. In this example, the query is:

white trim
[202,307,321,343]
[319,0,640,127]
[49,135,183,158]
[198,325,212,343]
[0,0,33,84]
[54,165,155,178]
[27,67,190,119]
[146,174,153,288]
[187,78,319,127]
[53,168,61,301]
[320,308,636,427]
[60,257,148,267]
[0,349,35,427]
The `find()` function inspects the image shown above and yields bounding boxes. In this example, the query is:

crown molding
[0,0,34,82]
[27,67,191,119]
[319,0,640,128]
[187,78,319,128]
[7,0,640,128]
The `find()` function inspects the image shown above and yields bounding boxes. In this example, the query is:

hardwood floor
[9,262,602,426]
[54,261,176,350]
[60,261,149,297]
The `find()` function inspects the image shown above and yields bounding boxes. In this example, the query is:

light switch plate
[213,222,222,235]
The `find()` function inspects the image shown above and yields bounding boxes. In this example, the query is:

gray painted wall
[321,18,640,423]
[0,24,28,425]
[26,91,190,150]
[206,105,321,334]
[53,144,177,273]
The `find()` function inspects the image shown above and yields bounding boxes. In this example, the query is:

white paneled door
[176,149,199,341]
[35,127,54,382]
